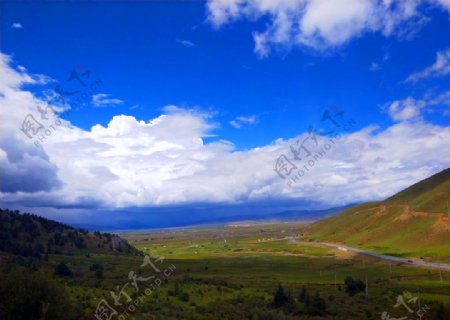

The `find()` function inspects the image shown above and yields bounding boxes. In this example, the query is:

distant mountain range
[70,205,354,231]
[308,168,450,262]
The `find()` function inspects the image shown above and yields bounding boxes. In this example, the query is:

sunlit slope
[386,168,450,213]
[308,169,450,261]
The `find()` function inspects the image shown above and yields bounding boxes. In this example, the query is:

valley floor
[115,222,450,319]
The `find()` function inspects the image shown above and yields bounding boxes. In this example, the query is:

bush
[89,262,102,271]
[434,302,450,320]
[344,276,365,296]
[0,269,76,320]
[177,292,190,302]
[54,262,72,277]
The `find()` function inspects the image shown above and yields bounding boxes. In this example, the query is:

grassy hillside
[386,168,450,213]
[308,169,450,262]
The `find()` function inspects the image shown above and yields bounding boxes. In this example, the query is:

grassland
[114,222,450,319]
[1,219,449,319]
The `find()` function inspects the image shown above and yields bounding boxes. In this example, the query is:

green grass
[308,168,450,264]
[114,223,450,319]
[2,220,449,319]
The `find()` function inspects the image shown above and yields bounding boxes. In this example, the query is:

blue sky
[2,0,449,147]
[0,0,449,227]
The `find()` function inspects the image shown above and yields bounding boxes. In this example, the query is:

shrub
[177,292,190,302]
[54,262,72,277]
[311,292,327,316]
[0,269,76,319]
[344,276,365,296]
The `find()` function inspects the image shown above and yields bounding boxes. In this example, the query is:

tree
[299,286,306,302]
[311,292,327,316]
[273,284,288,308]
[304,291,311,310]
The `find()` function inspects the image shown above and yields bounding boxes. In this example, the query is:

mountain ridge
[307,168,450,262]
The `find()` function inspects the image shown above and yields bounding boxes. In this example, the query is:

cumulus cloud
[387,91,450,121]
[229,115,258,128]
[0,134,61,193]
[388,97,426,121]
[11,22,23,29]
[405,48,450,83]
[0,54,61,193]
[92,93,123,107]
[297,0,379,48]
[1,52,449,211]
[207,0,448,56]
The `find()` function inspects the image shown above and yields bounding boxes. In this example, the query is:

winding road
[287,237,450,271]
[320,242,450,271]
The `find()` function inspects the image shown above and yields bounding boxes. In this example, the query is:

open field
[116,222,450,319]
[1,213,449,319]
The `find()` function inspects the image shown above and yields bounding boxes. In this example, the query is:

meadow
[1,217,449,319]
[115,222,450,319]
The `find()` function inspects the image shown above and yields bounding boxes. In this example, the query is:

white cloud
[229,115,258,128]
[207,0,447,56]
[130,104,143,110]
[434,0,450,11]
[298,0,378,49]
[92,93,123,107]
[369,62,381,72]
[11,22,23,29]
[387,91,450,121]
[388,97,425,121]
[176,39,196,48]
[1,52,449,211]
[207,0,244,27]
[0,54,62,193]
[405,49,450,83]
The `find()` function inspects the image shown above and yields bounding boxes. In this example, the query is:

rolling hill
[307,168,450,262]
[0,209,144,319]
[0,208,141,259]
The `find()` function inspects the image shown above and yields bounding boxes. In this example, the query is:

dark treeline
[0,208,140,257]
